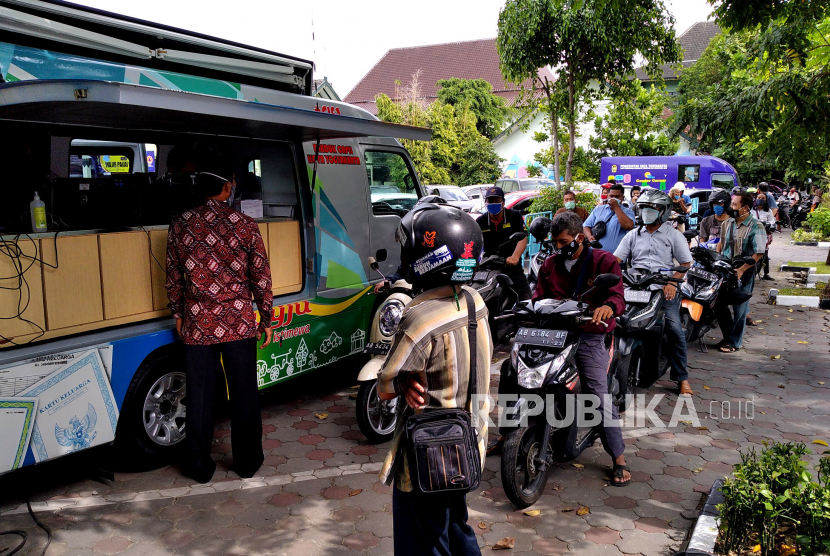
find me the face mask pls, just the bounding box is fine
[553,237,582,259]
[713,204,725,216]
[726,207,740,218]
[487,203,503,216]
[755,199,766,207]
[641,207,660,225]
[564,201,576,210]
[674,195,680,200]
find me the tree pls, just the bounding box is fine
[436,78,510,139]
[497,0,681,183]
[590,79,679,158]
[457,137,505,186]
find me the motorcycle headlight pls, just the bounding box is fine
[680,281,694,297]
[378,299,406,337]
[630,292,660,323]
[697,283,718,301]
[517,344,573,389]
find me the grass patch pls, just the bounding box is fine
[787,261,830,274]
[779,282,826,296]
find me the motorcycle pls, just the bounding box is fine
[527,220,602,294]
[791,197,812,230]
[496,273,621,508]
[777,195,791,228]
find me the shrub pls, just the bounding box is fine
[804,207,830,240]
[792,229,826,242]
[528,187,599,215]
[717,442,830,556]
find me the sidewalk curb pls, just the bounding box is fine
[685,479,723,555]
[790,241,830,247]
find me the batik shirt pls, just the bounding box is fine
[377,285,492,492]
[166,199,273,345]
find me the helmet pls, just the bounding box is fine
[528,216,551,243]
[636,188,672,225]
[397,204,483,289]
[673,181,686,190]
[708,189,732,206]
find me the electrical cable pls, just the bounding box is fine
[0,500,52,556]
[140,225,166,273]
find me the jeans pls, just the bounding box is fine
[184,337,264,478]
[662,295,688,382]
[716,276,755,349]
[392,485,481,556]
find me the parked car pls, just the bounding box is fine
[494,178,556,193]
[428,185,479,212]
[461,184,492,204]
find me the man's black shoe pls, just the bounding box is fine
[183,459,216,484]
[762,275,774,281]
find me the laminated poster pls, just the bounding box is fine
[0,397,38,474]
[20,350,119,463]
[0,345,113,396]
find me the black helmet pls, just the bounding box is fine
[528,216,551,243]
[636,188,672,225]
[397,204,483,289]
[708,189,732,206]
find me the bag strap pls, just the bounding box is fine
[573,247,594,300]
[461,288,478,406]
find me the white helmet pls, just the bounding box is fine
[673,181,686,190]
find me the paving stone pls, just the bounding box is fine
[584,526,621,544]
[92,536,132,554]
[341,531,379,550]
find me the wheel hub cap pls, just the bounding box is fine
[143,372,186,446]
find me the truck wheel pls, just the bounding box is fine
[356,380,397,444]
[116,347,188,467]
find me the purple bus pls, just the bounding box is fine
[600,156,740,193]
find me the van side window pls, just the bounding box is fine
[364,151,419,216]
[678,164,700,183]
[711,174,735,189]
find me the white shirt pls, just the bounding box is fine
[753,208,775,226]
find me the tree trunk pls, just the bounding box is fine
[565,72,575,184]
[552,113,561,186]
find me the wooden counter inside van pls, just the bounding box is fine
[0,219,302,347]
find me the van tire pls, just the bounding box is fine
[116,346,188,468]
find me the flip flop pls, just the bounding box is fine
[719,345,738,353]
[610,465,631,487]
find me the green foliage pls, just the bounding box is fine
[528,186,598,214]
[376,89,490,186]
[590,80,678,158]
[805,208,830,240]
[792,229,828,243]
[717,442,830,556]
[497,0,681,183]
[532,121,600,182]
[674,2,830,182]
[436,78,510,139]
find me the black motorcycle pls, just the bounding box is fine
[496,273,621,508]
[469,232,527,345]
[791,197,813,229]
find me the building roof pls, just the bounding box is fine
[344,38,554,115]
[636,21,720,82]
[313,77,341,101]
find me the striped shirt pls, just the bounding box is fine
[377,285,492,492]
[720,213,767,259]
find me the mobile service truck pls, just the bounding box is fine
[600,155,741,192]
[0,0,428,474]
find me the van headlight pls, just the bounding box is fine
[378,300,406,337]
[517,345,573,389]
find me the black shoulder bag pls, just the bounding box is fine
[591,209,615,240]
[403,288,481,495]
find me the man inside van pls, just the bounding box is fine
[166,145,273,483]
[583,183,635,255]
[474,186,532,300]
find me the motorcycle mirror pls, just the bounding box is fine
[593,273,621,290]
[683,230,699,241]
[367,256,378,270]
[510,232,528,242]
[689,212,699,219]
[496,274,515,288]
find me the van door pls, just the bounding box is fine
[361,148,421,278]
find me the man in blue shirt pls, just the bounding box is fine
[584,183,635,255]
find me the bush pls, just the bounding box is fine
[792,228,827,242]
[717,442,830,556]
[528,187,599,215]
[804,207,830,240]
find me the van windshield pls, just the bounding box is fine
[365,151,419,214]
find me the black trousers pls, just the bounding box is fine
[505,266,532,301]
[393,486,481,556]
[184,337,263,476]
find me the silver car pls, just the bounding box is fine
[428,185,479,212]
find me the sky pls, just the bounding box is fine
[72,0,715,98]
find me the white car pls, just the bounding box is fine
[428,185,479,212]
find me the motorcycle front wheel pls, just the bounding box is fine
[356,380,397,444]
[501,426,550,508]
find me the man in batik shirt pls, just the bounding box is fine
[166,147,273,483]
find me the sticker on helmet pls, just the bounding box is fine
[422,231,436,248]
[412,245,452,276]
[461,241,474,258]
[451,268,474,281]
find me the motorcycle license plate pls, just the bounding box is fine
[688,267,718,282]
[473,271,489,281]
[363,342,391,356]
[515,327,567,348]
[624,289,651,304]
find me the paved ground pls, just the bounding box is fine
[1,233,829,556]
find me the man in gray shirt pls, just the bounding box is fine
[614,189,694,397]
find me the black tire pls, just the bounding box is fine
[356,380,397,444]
[115,346,188,469]
[501,426,550,508]
[614,351,634,413]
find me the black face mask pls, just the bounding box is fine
[726,207,740,218]
[553,238,582,259]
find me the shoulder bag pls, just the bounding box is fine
[591,208,615,240]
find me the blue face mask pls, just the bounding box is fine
[487,203,503,216]
[713,204,725,216]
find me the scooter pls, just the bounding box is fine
[496,273,621,508]
[791,197,812,229]
[355,256,413,443]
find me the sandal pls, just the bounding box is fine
[679,380,694,397]
[611,465,631,487]
[486,436,504,456]
[719,345,738,353]
[713,339,729,349]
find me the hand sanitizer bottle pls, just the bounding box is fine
[30,191,47,232]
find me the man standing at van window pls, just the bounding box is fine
[166,147,273,483]
[584,183,635,254]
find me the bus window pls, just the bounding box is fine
[711,173,735,189]
[678,164,700,183]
